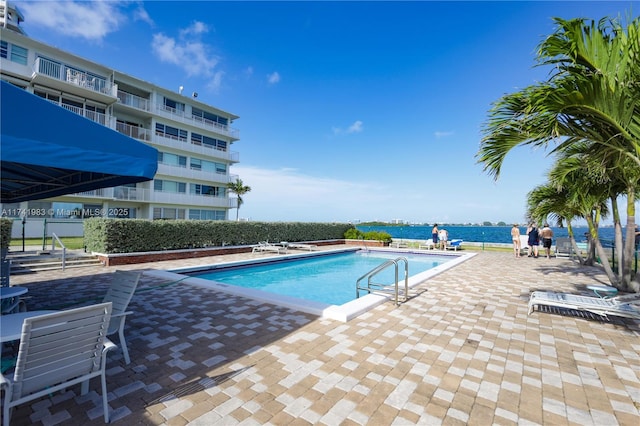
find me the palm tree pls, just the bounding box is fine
[227,178,251,221]
[477,15,640,291]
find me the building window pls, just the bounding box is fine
[11,45,27,65]
[0,41,27,65]
[163,97,185,113]
[192,107,228,126]
[190,158,226,174]
[190,184,224,197]
[155,123,187,142]
[154,179,186,193]
[158,152,187,167]
[191,133,227,151]
[189,209,226,220]
[34,90,60,103]
[153,207,185,219]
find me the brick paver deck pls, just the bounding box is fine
[3,248,640,425]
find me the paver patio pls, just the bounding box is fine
[3,248,640,425]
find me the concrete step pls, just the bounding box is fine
[7,251,103,273]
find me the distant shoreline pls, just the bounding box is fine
[356,225,616,245]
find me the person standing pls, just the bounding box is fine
[528,223,540,258]
[540,223,554,259]
[438,228,448,250]
[511,224,521,258]
[432,224,438,246]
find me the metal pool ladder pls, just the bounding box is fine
[356,257,409,305]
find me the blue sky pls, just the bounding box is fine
[15,1,639,224]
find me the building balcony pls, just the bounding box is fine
[148,133,239,163]
[115,122,152,142]
[67,186,237,209]
[151,191,236,208]
[69,186,148,201]
[116,90,150,112]
[31,57,117,104]
[156,163,238,185]
[154,103,240,141]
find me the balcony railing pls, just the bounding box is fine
[34,57,114,96]
[117,90,150,111]
[48,100,108,126]
[69,186,236,208]
[72,186,148,201]
[150,191,236,208]
[151,133,240,162]
[155,103,240,140]
[156,163,236,184]
[116,122,152,142]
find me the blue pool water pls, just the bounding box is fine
[190,251,454,305]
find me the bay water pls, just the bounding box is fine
[356,225,619,245]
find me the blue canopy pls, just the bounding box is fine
[1,81,158,203]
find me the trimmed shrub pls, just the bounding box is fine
[343,228,392,243]
[0,218,13,249]
[84,218,355,254]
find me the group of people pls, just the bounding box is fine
[431,224,449,250]
[511,222,554,259]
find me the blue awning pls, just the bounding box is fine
[1,81,158,203]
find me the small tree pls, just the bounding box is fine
[227,178,252,221]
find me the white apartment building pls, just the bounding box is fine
[0,1,240,221]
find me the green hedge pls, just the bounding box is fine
[84,218,355,254]
[344,228,392,243]
[0,218,13,249]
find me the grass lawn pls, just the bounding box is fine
[9,237,85,250]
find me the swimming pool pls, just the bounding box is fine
[188,251,452,305]
[147,247,476,322]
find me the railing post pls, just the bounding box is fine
[42,218,47,250]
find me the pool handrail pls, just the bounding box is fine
[356,257,409,305]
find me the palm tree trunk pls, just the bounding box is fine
[623,191,639,292]
[610,196,624,281]
[585,215,619,287]
[567,222,587,265]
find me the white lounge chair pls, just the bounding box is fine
[103,270,140,365]
[528,290,640,320]
[288,242,318,251]
[389,241,409,249]
[252,242,287,254]
[0,303,116,425]
[445,239,463,251]
[419,240,435,250]
[555,237,573,258]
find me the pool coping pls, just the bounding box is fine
[144,247,477,322]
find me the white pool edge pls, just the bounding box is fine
[144,248,476,322]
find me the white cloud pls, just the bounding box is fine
[151,25,220,78]
[434,131,454,138]
[180,21,209,37]
[267,71,281,85]
[133,4,154,26]
[207,70,225,93]
[347,120,364,134]
[19,0,126,41]
[332,120,364,135]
